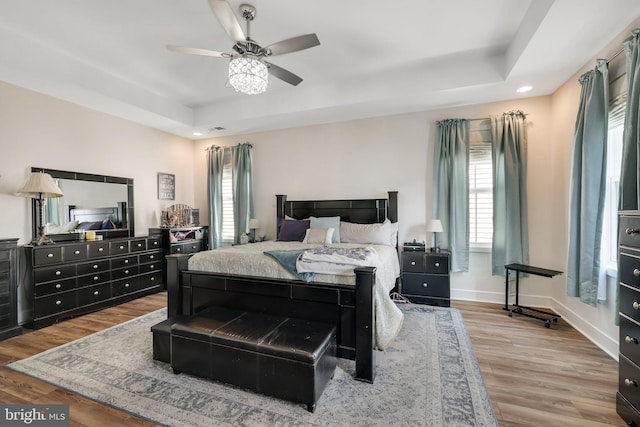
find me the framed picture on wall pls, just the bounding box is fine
[157,173,175,200]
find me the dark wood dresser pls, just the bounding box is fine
[0,238,21,340]
[618,211,640,425]
[23,234,164,329]
[149,227,207,287]
[400,249,450,307]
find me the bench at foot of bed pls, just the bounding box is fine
[168,306,337,412]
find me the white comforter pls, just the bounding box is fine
[187,241,404,350]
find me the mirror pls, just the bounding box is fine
[31,167,134,241]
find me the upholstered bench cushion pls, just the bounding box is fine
[258,317,336,363]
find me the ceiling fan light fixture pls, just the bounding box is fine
[228,55,268,95]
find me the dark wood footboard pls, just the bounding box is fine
[166,254,376,383]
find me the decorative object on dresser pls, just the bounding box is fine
[16,171,64,245]
[617,212,640,425]
[162,204,195,228]
[0,238,21,340]
[401,249,450,306]
[426,218,443,252]
[23,235,164,329]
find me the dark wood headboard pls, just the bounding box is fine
[276,191,398,224]
[68,203,127,228]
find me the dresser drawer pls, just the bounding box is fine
[130,238,147,252]
[35,277,76,296]
[63,244,88,262]
[138,271,163,289]
[34,264,76,284]
[621,253,640,288]
[110,241,130,255]
[620,284,640,324]
[112,265,140,280]
[111,255,137,270]
[621,215,640,247]
[139,261,161,274]
[425,255,449,274]
[88,242,110,258]
[78,283,111,306]
[402,273,449,298]
[77,259,110,276]
[77,271,110,287]
[621,314,640,362]
[619,354,640,411]
[402,253,425,273]
[140,250,162,264]
[147,236,162,250]
[33,247,63,266]
[35,292,77,317]
[182,240,203,254]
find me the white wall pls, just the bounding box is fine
[0,81,195,246]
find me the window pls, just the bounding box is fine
[469,122,493,249]
[221,151,235,244]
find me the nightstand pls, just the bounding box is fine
[401,250,450,307]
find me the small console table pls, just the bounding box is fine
[503,263,563,328]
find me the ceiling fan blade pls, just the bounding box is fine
[265,61,303,86]
[167,45,230,58]
[265,34,320,56]
[209,0,246,43]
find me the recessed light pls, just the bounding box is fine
[517,85,533,93]
[193,132,203,136]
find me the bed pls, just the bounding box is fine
[165,191,400,383]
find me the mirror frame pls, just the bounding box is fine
[31,167,134,240]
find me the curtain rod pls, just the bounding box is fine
[606,47,624,64]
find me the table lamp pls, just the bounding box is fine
[17,171,64,245]
[248,218,260,243]
[426,219,443,252]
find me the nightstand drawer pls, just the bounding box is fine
[402,273,449,298]
[402,253,425,272]
[425,255,448,274]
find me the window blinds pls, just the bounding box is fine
[469,121,493,246]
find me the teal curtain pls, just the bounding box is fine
[433,119,469,272]
[490,111,529,275]
[231,143,254,245]
[206,146,224,249]
[567,60,609,306]
[620,29,640,210]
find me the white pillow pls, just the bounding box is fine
[310,216,341,243]
[340,219,397,246]
[302,227,334,245]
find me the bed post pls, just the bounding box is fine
[354,266,376,383]
[387,191,398,223]
[276,194,287,236]
[166,254,190,318]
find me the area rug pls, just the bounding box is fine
[7,305,497,427]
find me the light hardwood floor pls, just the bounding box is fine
[0,293,625,426]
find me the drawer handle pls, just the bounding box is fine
[137,243,142,247]
[55,300,61,305]
[153,241,158,246]
[93,290,99,296]
[410,261,416,266]
[99,247,104,252]
[47,253,54,258]
[192,245,197,249]
[150,255,154,259]
[423,283,428,288]
[124,259,129,264]
[434,262,440,267]
[55,284,61,289]
[625,378,638,387]
[150,264,154,268]
[125,283,130,288]
[626,228,640,235]
[55,271,61,276]
[150,277,155,281]
[634,302,640,310]
[176,248,182,252]
[625,335,639,345]
[93,276,99,281]
[124,270,129,274]
[119,245,125,250]
[93,264,99,269]
[74,250,80,255]
[635,269,640,278]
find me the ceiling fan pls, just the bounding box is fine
[167,0,320,94]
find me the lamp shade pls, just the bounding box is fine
[426,219,443,233]
[16,172,64,198]
[248,218,260,229]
